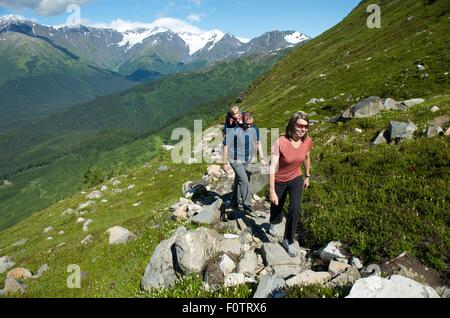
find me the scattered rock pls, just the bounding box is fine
[351,257,364,270]
[424,124,444,138]
[238,250,259,276]
[111,179,121,186]
[172,205,189,221]
[272,265,304,279]
[133,202,141,207]
[174,227,221,274]
[106,226,135,245]
[388,121,418,141]
[430,106,440,113]
[319,241,348,264]
[81,234,94,245]
[86,190,102,200]
[58,231,64,235]
[100,185,108,192]
[402,98,425,108]
[431,114,450,127]
[47,237,53,241]
[0,256,15,274]
[7,267,33,280]
[445,127,450,136]
[286,270,331,287]
[219,254,236,276]
[224,273,246,287]
[12,239,28,247]
[328,260,351,277]
[191,198,223,225]
[83,219,93,232]
[261,242,308,267]
[76,217,85,224]
[381,252,444,289]
[61,208,74,216]
[141,227,188,290]
[219,237,246,255]
[158,166,169,172]
[3,278,27,294]
[253,275,286,298]
[78,201,95,210]
[207,165,223,178]
[127,184,135,190]
[346,275,440,298]
[329,266,361,287]
[372,130,388,145]
[43,226,54,233]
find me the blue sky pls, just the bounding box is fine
[0,0,361,38]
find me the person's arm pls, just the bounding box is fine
[303,150,311,189]
[269,153,280,205]
[222,144,231,173]
[256,141,266,166]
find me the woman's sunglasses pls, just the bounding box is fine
[296,123,309,129]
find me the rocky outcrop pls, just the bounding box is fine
[141,227,188,290]
[0,256,15,274]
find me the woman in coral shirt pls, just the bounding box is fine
[268,111,313,257]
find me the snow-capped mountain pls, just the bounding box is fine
[0,15,310,76]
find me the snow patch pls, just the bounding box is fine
[284,31,309,44]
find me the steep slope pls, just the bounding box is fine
[0,31,135,126]
[241,0,449,126]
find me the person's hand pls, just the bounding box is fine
[304,177,310,189]
[270,190,279,206]
[260,158,267,167]
[223,163,232,174]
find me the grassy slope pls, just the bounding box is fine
[239,0,449,272]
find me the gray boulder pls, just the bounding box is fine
[12,239,28,247]
[329,266,361,287]
[388,121,418,141]
[191,198,223,225]
[81,234,94,245]
[372,130,388,145]
[158,166,169,172]
[261,242,307,266]
[86,190,102,200]
[346,275,440,298]
[402,98,425,108]
[0,256,15,274]
[286,270,331,287]
[272,265,305,279]
[174,227,221,274]
[424,124,444,138]
[253,275,286,298]
[319,241,348,263]
[341,96,384,119]
[141,227,188,290]
[238,250,259,275]
[3,278,27,295]
[219,237,246,255]
[106,226,135,245]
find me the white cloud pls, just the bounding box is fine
[0,0,91,16]
[189,0,203,5]
[186,13,204,23]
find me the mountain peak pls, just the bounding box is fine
[0,14,29,25]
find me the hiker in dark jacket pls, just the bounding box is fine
[222,112,266,213]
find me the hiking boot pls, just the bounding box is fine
[268,223,277,237]
[281,239,298,258]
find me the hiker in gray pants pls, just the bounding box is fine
[222,112,266,212]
